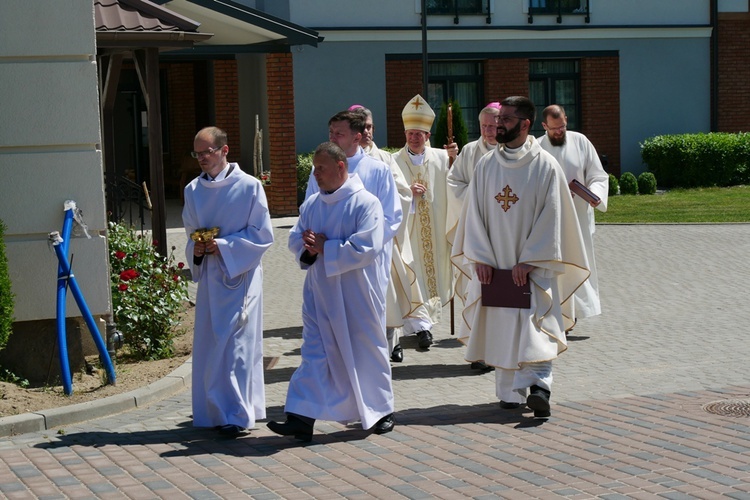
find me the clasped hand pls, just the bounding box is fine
[194,239,219,257]
[476,263,535,286]
[303,229,327,255]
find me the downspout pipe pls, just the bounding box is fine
[421,0,428,98]
[710,0,719,132]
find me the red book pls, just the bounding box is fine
[481,269,531,309]
[569,179,601,205]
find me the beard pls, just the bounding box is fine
[495,120,522,145]
[548,131,567,147]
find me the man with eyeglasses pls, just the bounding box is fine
[447,102,502,243]
[182,126,274,438]
[538,104,609,324]
[451,96,589,418]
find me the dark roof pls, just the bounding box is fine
[153,0,322,50]
[95,0,213,48]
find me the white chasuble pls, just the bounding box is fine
[394,147,454,324]
[182,163,274,428]
[451,138,590,370]
[287,174,394,429]
[446,138,494,243]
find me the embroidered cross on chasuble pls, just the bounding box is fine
[495,185,519,212]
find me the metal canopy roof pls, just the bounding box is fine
[95,0,213,49]
[153,0,322,52]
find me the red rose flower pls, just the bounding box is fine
[115,251,126,260]
[118,284,128,291]
[172,275,179,282]
[119,269,139,281]
[177,262,185,269]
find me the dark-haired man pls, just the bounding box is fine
[451,97,589,418]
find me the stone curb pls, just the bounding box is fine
[0,359,192,438]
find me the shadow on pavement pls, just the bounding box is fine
[33,402,545,457]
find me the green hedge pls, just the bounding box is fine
[641,133,750,188]
[0,220,14,350]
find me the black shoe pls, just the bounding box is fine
[391,344,403,362]
[499,401,522,410]
[217,424,246,438]
[373,413,395,435]
[267,415,314,442]
[470,361,495,373]
[416,330,433,349]
[527,385,551,418]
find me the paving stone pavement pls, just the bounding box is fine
[2,219,750,499]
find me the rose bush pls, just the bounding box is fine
[108,221,188,360]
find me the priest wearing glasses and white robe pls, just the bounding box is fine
[182,126,274,438]
[451,97,589,419]
[268,142,395,442]
[538,104,609,322]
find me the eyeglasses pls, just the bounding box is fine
[190,147,220,159]
[545,124,567,133]
[496,115,525,126]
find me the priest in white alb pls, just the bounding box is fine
[451,97,589,418]
[182,126,274,438]
[348,104,416,363]
[267,142,395,442]
[538,104,609,322]
[446,101,502,246]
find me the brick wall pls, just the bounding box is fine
[717,16,750,133]
[385,60,425,148]
[484,58,530,102]
[213,60,241,163]
[580,56,620,176]
[167,63,197,198]
[265,52,299,215]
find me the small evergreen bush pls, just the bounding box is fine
[608,174,620,196]
[638,172,658,195]
[297,151,314,204]
[619,172,638,195]
[108,221,188,360]
[0,219,14,351]
[433,99,469,150]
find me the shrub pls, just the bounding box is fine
[619,172,638,195]
[0,219,14,351]
[608,174,620,197]
[638,172,657,195]
[641,132,750,188]
[433,99,469,150]
[297,151,314,204]
[108,221,188,360]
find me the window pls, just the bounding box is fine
[528,60,580,137]
[529,0,587,14]
[426,0,486,15]
[427,61,483,138]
